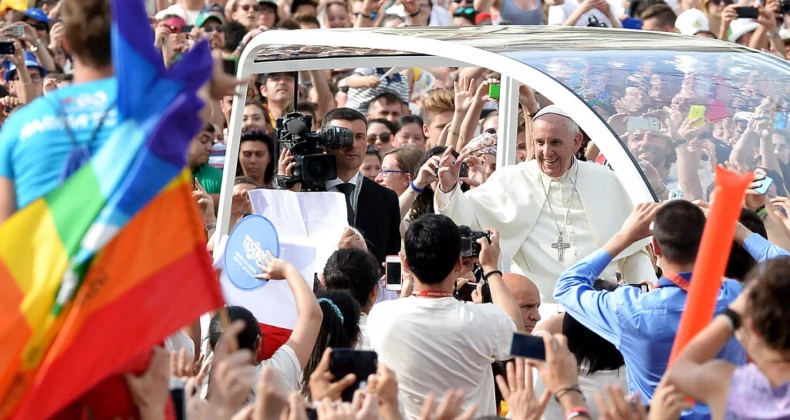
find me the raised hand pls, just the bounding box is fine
[617,202,661,244]
[437,146,462,193]
[254,251,298,281]
[170,348,205,378]
[454,76,477,113]
[210,320,256,415]
[124,346,171,420]
[309,348,357,401]
[495,358,551,420]
[418,390,477,420]
[594,384,647,420]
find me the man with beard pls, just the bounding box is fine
[196,9,226,53]
[435,106,655,317]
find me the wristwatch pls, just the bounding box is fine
[720,307,742,332]
[672,138,687,149]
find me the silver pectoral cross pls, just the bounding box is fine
[552,236,571,262]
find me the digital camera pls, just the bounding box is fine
[459,225,492,258]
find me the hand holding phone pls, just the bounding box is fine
[385,256,401,291]
[735,6,759,18]
[329,349,378,402]
[754,175,774,195]
[488,83,501,101]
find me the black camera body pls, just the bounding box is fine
[275,112,354,191]
[459,225,492,258]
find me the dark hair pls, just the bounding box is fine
[370,91,401,106]
[295,101,319,122]
[293,13,321,27]
[409,147,457,221]
[563,280,625,374]
[301,290,361,399]
[628,0,665,17]
[62,0,111,68]
[405,214,461,284]
[397,115,424,133]
[234,176,260,187]
[653,200,705,265]
[747,256,790,350]
[224,21,248,52]
[323,248,380,310]
[237,128,276,186]
[368,118,396,134]
[640,4,677,27]
[322,107,368,130]
[291,0,319,14]
[276,18,301,30]
[726,209,766,281]
[208,306,261,353]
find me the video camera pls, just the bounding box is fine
[275,112,354,191]
[458,225,492,258]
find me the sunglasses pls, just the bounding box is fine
[202,25,225,33]
[368,132,392,143]
[710,0,734,5]
[453,7,475,16]
[240,4,262,12]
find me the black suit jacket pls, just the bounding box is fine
[354,177,401,265]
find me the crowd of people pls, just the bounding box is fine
[2,0,790,419]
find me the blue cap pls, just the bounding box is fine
[24,8,53,23]
[4,51,47,82]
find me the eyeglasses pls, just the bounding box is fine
[710,0,734,5]
[453,7,475,16]
[240,4,262,12]
[202,25,225,33]
[367,132,391,143]
[379,169,407,177]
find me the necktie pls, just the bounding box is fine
[336,183,355,226]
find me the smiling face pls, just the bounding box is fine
[327,118,368,175]
[375,153,410,196]
[627,131,672,169]
[200,21,226,50]
[533,115,582,178]
[325,3,351,28]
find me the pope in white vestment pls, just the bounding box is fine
[434,106,655,312]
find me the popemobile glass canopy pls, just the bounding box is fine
[217,25,790,236]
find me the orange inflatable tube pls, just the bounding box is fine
[668,166,752,367]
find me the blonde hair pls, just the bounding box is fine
[420,90,455,126]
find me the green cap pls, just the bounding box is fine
[195,11,226,28]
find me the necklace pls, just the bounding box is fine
[539,160,579,262]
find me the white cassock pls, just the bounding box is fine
[435,159,654,313]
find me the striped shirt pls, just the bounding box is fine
[345,68,410,114]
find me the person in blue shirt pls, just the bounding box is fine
[0,0,115,223]
[554,200,790,420]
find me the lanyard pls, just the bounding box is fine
[412,290,454,298]
[662,272,690,292]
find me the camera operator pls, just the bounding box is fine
[277,107,400,265]
[367,214,523,418]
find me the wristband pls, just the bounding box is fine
[555,386,583,403]
[482,270,502,281]
[722,307,742,331]
[565,407,591,420]
[205,222,216,231]
[410,180,425,194]
[757,205,767,220]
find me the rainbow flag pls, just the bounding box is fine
[0,0,224,417]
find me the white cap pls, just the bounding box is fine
[534,105,571,120]
[780,28,790,40]
[728,19,760,43]
[675,8,710,36]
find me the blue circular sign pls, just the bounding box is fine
[224,215,280,291]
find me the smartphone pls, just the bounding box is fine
[6,24,23,38]
[735,6,759,18]
[754,176,774,195]
[488,83,501,100]
[456,282,477,302]
[629,283,649,293]
[459,162,469,178]
[669,188,684,200]
[626,116,660,132]
[0,42,15,55]
[329,349,378,402]
[688,105,707,128]
[385,255,401,291]
[181,24,194,33]
[775,112,788,130]
[222,58,237,76]
[509,332,546,361]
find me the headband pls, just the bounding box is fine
[317,298,344,323]
[461,132,497,157]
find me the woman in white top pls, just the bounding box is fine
[532,280,628,420]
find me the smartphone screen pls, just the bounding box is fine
[688,105,706,128]
[735,6,759,18]
[385,256,401,291]
[629,283,649,293]
[775,112,788,130]
[754,176,774,195]
[0,42,15,55]
[329,349,378,402]
[509,332,546,360]
[459,162,469,178]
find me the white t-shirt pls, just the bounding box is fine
[547,0,623,27]
[199,344,302,399]
[367,297,516,418]
[357,313,372,350]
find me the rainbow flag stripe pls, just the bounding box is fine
[0,0,224,417]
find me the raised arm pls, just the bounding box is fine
[479,230,525,331]
[255,253,323,369]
